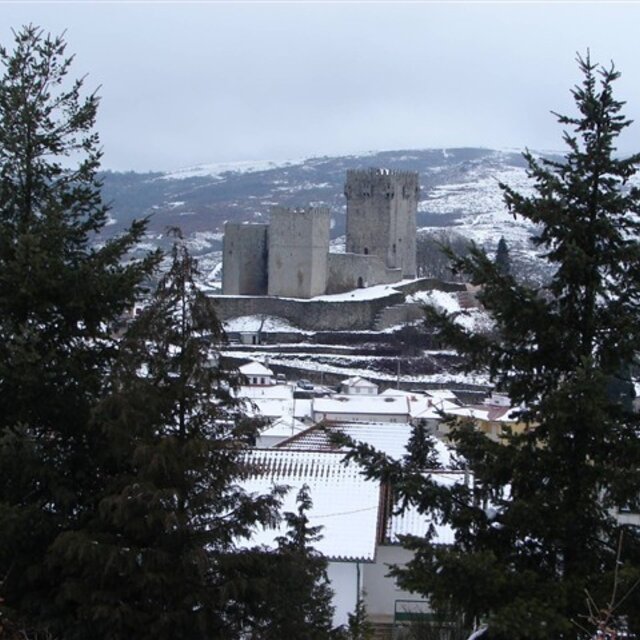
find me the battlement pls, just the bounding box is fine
[270,205,331,219]
[346,167,419,180]
[344,168,419,200]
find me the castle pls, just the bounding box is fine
[222,168,420,299]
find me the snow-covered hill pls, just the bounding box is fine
[100,147,562,288]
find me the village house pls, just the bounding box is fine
[243,439,462,635]
[340,376,379,396]
[312,394,411,424]
[442,392,524,441]
[238,360,276,386]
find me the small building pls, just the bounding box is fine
[256,416,308,448]
[443,402,523,441]
[238,361,275,386]
[340,376,379,396]
[242,441,462,631]
[312,394,410,424]
[242,449,381,627]
[237,382,313,444]
[379,389,458,430]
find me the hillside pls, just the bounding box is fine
[100,147,558,288]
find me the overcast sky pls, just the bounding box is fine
[2,2,640,172]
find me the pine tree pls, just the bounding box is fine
[494,236,510,275]
[46,234,282,639]
[345,55,640,639]
[0,26,157,635]
[344,595,374,640]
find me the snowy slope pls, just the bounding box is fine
[99,147,564,286]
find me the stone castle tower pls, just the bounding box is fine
[344,168,419,278]
[267,206,331,298]
[222,222,268,295]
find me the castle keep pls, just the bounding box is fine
[222,169,419,299]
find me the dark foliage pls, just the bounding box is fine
[222,485,339,639]
[419,54,640,638]
[0,27,304,640]
[345,54,640,639]
[0,25,158,636]
[494,237,510,275]
[45,234,283,639]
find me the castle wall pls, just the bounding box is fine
[211,291,405,331]
[268,207,330,299]
[344,169,419,278]
[212,280,466,332]
[222,223,268,295]
[326,253,402,294]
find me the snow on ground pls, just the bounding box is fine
[420,151,543,265]
[223,315,312,334]
[222,349,490,387]
[408,289,460,314]
[216,279,419,303]
[329,235,346,253]
[312,279,418,302]
[274,181,331,193]
[408,289,494,333]
[185,231,224,252]
[161,157,306,181]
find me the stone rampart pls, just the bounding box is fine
[211,279,466,332]
[210,291,404,331]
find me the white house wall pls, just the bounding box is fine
[363,545,424,623]
[314,411,408,424]
[327,561,360,628]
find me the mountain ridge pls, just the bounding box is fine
[99,147,560,288]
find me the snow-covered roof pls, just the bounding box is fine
[341,376,378,388]
[243,397,313,421]
[278,422,453,467]
[239,361,274,377]
[379,388,460,415]
[445,406,491,421]
[313,395,410,417]
[387,472,467,545]
[425,389,460,401]
[242,449,381,561]
[259,416,308,439]
[446,404,519,423]
[239,384,292,400]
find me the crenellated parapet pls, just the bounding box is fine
[344,168,420,201]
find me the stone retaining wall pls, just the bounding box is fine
[210,279,467,331]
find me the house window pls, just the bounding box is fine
[357,276,364,288]
[364,247,369,255]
